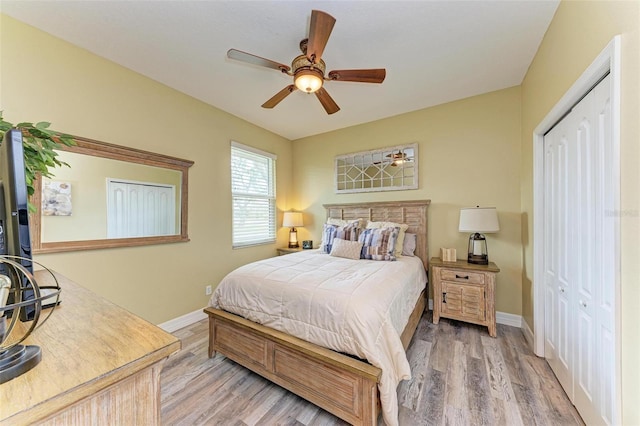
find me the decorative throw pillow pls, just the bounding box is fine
[320,224,337,253]
[329,238,363,260]
[402,232,417,257]
[320,222,359,253]
[358,227,399,261]
[366,221,409,257]
[320,217,363,253]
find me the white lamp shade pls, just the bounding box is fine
[283,212,303,228]
[458,207,499,233]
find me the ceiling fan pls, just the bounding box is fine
[227,10,386,115]
[387,151,411,166]
[372,150,412,167]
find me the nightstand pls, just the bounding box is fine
[277,247,303,256]
[430,257,500,337]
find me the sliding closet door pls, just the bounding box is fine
[574,74,615,426]
[543,74,615,425]
[107,180,176,238]
[543,113,573,398]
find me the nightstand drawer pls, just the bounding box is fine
[440,269,485,284]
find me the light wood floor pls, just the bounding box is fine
[160,312,584,425]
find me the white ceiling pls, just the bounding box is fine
[1,1,559,140]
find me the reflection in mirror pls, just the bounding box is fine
[30,136,194,254]
[335,143,418,193]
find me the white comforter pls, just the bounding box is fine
[208,249,427,425]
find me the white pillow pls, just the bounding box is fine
[402,233,417,256]
[329,238,363,260]
[366,221,409,257]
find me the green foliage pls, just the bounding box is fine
[0,112,75,212]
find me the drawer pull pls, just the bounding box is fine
[455,274,469,280]
[442,292,447,304]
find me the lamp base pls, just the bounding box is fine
[467,232,489,265]
[288,227,299,248]
[0,344,42,384]
[467,254,489,265]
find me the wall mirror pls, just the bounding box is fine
[30,135,194,253]
[335,143,418,193]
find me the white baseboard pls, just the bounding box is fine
[158,308,207,333]
[496,311,523,328]
[161,302,527,334]
[428,298,523,328]
[522,318,535,350]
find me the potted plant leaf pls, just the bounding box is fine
[0,112,75,212]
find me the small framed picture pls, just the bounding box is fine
[302,240,313,249]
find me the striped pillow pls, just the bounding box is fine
[358,227,399,261]
[366,221,409,257]
[320,222,359,253]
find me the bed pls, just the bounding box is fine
[204,200,430,425]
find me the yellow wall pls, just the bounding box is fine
[292,87,523,315]
[0,15,294,324]
[520,1,640,423]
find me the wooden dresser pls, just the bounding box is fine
[0,271,180,425]
[430,257,500,337]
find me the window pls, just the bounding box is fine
[231,141,277,248]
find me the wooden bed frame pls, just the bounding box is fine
[204,200,430,425]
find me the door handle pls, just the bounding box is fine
[442,292,447,304]
[579,300,587,308]
[455,274,469,280]
[559,287,565,293]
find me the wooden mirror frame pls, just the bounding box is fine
[29,135,194,254]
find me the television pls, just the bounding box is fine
[0,128,35,321]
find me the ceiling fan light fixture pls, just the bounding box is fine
[294,69,324,93]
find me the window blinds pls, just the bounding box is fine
[231,142,276,248]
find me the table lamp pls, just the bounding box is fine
[283,211,303,248]
[458,207,499,265]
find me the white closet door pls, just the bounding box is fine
[107,180,175,238]
[126,183,145,237]
[107,181,145,238]
[543,74,614,425]
[543,115,573,398]
[573,73,615,426]
[142,184,175,236]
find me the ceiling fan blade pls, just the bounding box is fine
[227,49,291,72]
[327,69,386,83]
[306,10,336,64]
[315,87,340,114]
[262,85,296,109]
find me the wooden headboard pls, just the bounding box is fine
[323,200,431,269]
